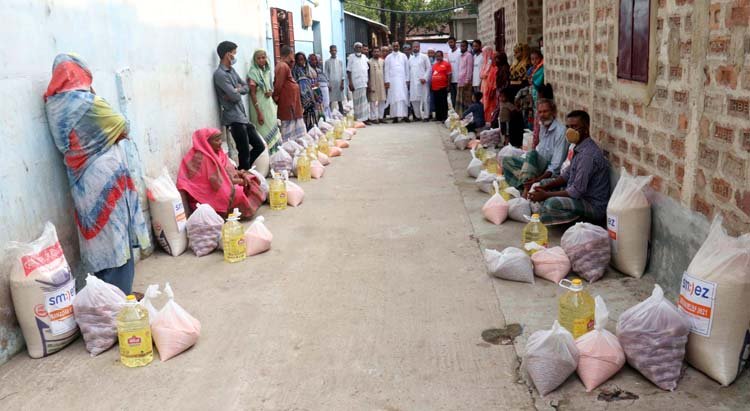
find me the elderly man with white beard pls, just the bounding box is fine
[408,42,431,122]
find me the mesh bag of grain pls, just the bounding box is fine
[186,203,223,257]
[484,247,534,283]
[6,223,79,358]
[73,274,127,356]
[680,216,750,386]
[561,223,611,283]
[606,168,652,277]
[616,284,691,391]
[576,296,625,391]
[522,320,580,396]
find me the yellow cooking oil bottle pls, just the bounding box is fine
[269,171,287,210]
[483,154,499,175]
[334,121,344,140]
[498,176,512,201]
[222,208,246,263]
[318,133,331,156]
[117,295,153,367]
[475,145,487,162]
[558,278,595,338]
[522,213,548,254]
[296,150,311,182]
[346,112,355,127]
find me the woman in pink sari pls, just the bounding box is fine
[177,128,264,218]
[479,47,497,122]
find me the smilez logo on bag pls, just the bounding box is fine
[678,272,716,337]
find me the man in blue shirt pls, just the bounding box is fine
[528,110,611,225]
[461,92,485,132]
[502,99,568,189]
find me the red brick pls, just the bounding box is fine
[710,4,722,30]
[630,144,642,160]
[634,103,644,117]
[722,153,746,180]
[693,194,714,219]
[736,190,750,217]
[743,129,750,150]
[728,6,750,27]
[696,169,707,187]
[709,37,731,54]
[729,98,750,117]
[716,65,738,89]
[670,137,686,157]
[638,127,649,142]
[673,91,689,104]
[614,118,623,130]
[700,116,710,137]
[651,175,663,192]
[670,15,681,27]
[712,178,733,201]
[623,159,635,174]
[658,154,673,173]
[678,113,689,131]
[626,123,636,134]
[655,88,668,100]
[619,138,629,152]
[676,164,685,185]
[670,66,683,80]
[714,125,735,143]
[699,144,719,169]
[611,153,622,166]
[620,101,630,112]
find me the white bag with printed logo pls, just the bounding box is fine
[6,223,79,358]
[681,217,750,386]
[145,167,188,256]
[606,168,652,277]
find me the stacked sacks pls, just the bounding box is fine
[681,217,750,386]
[561,223,610,282]
[607,169,653,277]
[522,321,580,396]
[617,284,691,391]
[186,203,223,257]
[484,247,534,283]
[576,296,626,392]
[531,247,571,284]
[73,274,127,356]
[482,181,509,225]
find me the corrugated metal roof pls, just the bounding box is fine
[343,11,389,32]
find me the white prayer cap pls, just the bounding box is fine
[353,42,363,47]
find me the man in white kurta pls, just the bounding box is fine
[384,42,410,123]
[347,42,371,123]
[408,42,431,121]
[325,45,345,113]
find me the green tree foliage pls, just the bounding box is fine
[344,0,459,44]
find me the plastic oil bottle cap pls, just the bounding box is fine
[531,213,540,219]
[572,278,582,286]
[126,295,136,301]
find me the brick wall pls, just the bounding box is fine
[526,0,544,45]
[477,0,519,56]
[545,0,750,234]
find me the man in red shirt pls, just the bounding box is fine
[431,50,452,121]
[272,45,306,144]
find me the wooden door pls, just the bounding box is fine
[271,8,295,64]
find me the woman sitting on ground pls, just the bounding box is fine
[177,128,264,219]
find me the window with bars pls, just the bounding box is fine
[617,0,650,82]
[271,8,295,64]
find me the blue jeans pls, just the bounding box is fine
[97,257,135,295]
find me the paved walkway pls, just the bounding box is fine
[0,123,533,410]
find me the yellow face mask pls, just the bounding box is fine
[565,128,581,145]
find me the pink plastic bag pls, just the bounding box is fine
[335,140,350,148]
[285,180,305,207]
[576,296,625,392]
[328,146,342,157]
[310,160,325,179]
[318,151,331,166]
[531,246,571,283]
[151,283,201,362]
[354,122,366,128]
[482,181,509,225]
[244,216,273,256]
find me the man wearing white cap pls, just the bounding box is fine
[347,42,371,123]
[408,42,431,121]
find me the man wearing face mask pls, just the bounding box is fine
[502,99,568,190]
[213,41,267,170]
[528,110,611,225]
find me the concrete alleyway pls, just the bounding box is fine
[0,123,533,410]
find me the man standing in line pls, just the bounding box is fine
[347,42,371,124]
[455,40,474,113]
[447,36,461,108]
[408,42,431,122]
[272,45,306,143]
[471,39,483,93]
[367,46,387,124]
[325,45,345,113]
[427,48,436,120]
[402,43,414,121]
[384,41,410,123]
[213,40,266,170]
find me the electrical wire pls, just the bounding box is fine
[342,1,472,15]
